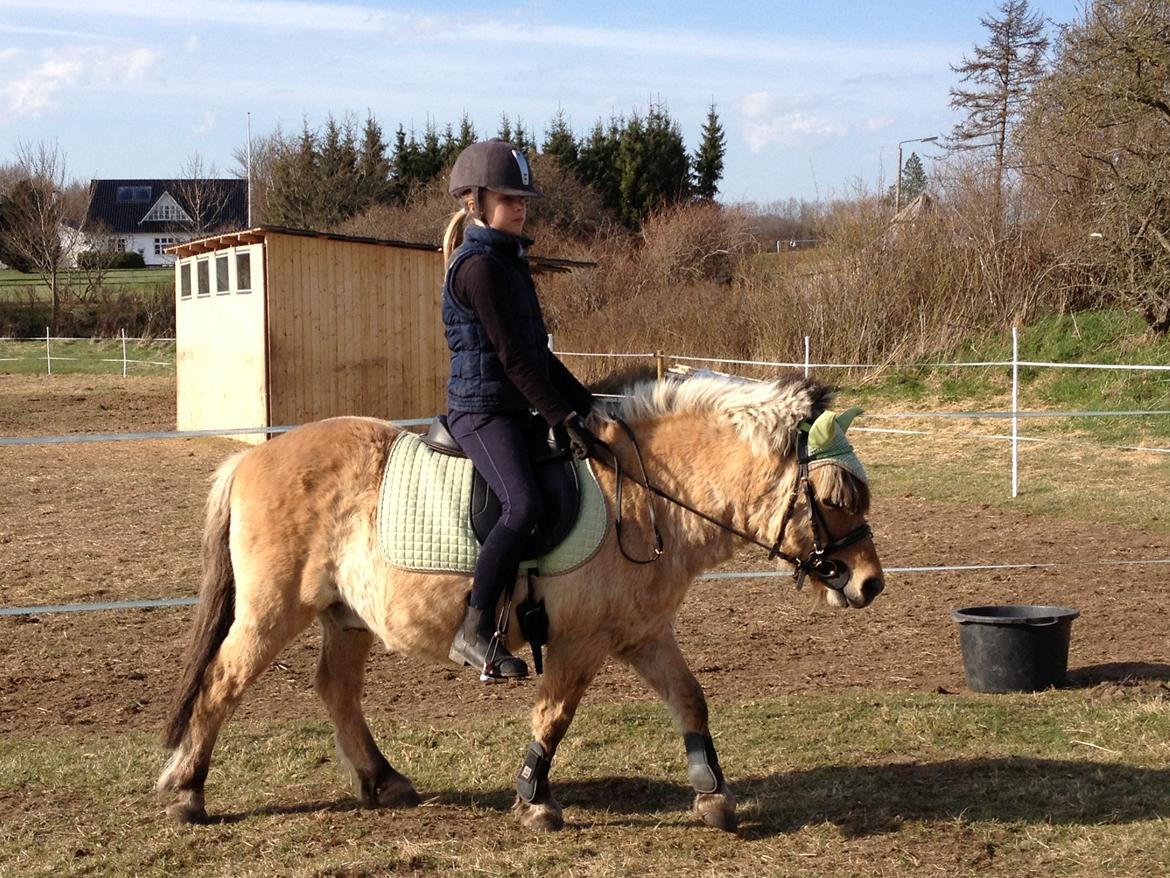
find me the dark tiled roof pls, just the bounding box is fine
[83,178,248,234]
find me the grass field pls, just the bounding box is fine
[0,267,173,300]
[0,337,175,375]
[2,692,1168,877]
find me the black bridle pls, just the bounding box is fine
[592,419,873,592]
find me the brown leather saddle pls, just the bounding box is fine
[421,415,582,559]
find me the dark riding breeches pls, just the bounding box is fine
[447,409,544,611]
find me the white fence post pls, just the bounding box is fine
[121,328,128,377]
[1011,325,1019,498]
[803,335,811,377]
[45,327,51,376]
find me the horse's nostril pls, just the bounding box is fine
[861,576,884,601]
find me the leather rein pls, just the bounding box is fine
[591,418,872,592]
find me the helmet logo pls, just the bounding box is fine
[512,149,531,186]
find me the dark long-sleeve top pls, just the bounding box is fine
[452,253,593,426]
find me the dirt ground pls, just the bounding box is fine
[2,374,1169,742]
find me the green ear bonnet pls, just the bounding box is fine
[803,406,867,484]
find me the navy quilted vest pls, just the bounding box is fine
[442,224,551,413]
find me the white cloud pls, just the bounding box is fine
[184,34,199,52]
[0,47,21,61]
[739,91,847,152]
[864,116,895,132]
[0,0,961,69]
[1,45,159,115]
[195,110,215,133]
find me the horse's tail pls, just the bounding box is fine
[163,450,247,750]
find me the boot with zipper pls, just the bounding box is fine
[449,603,529,679]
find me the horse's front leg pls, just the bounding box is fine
[619,630,737,832]
[512,636,607,832]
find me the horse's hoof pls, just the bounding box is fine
[512,795,564,831]
[364,774,421,809]
[165,791,208,825]
[695,788,737,833]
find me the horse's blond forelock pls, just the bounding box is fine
[595,374,829,459]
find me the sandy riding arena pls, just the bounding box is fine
[2,374,1169,877]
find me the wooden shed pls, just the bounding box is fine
[171,226,447,441]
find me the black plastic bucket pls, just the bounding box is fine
[951,605,1080,693]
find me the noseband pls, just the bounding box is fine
[593,420,872,592]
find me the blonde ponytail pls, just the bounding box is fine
[442,191,488,266]
[442,208,468,266]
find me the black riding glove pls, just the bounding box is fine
[561,413,596,461]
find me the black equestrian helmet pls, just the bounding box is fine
[449,139,543,199]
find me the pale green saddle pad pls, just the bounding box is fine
[377,431,609,575]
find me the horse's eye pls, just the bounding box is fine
[821,501,843,510]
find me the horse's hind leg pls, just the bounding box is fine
[618,630,737,832]
[315,611,420,809]
[159,604,315,823]
[512,637,607,832]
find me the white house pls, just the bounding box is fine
[82,179,248,266]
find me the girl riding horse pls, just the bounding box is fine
[440,138,596,680]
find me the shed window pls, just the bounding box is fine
[196,259,210,297]
[215,255,230,295]
[236,252,252,293]
[180,261,192,299]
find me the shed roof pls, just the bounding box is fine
[169,226,597,274]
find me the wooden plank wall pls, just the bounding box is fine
[264,232,447,426]
[175,243,268,442]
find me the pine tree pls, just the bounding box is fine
[264,120,320,227]
[949,0,1049,207]
[418,121,445,183]
[455,113,476,153]
[390,125,421,202]
[617,102,690,226]
[316,114,359,227]
[899,152,928,203]
[692,101,726,201]
[497,113,513,144]
[577,117,623,213]
[542,109,579,171]
[357,112,392,206]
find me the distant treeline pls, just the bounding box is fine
[254,102,726,233]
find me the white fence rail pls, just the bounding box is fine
[558,326,1170,500]
[0,329,176,375]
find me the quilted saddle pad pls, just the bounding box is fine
[377,431,609,575]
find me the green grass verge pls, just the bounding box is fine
[2,692,1168,876]
[0,338,175,375]
[0,268,173,300]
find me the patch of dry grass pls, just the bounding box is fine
[3,692,1169,877]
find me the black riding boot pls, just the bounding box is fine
[449,603,529,680]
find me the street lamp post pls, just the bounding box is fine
[896,135,938,213]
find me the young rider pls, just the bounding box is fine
[441,138,596,680]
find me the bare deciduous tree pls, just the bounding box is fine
[949,0,1050,213]
[1017,0,1170,330]
[175,153,233,237]
[4,140,83,330]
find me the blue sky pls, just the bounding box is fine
[1,0,1086,203]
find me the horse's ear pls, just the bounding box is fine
[835,406,863,433]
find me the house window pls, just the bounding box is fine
[154,237,177,255]
[143,197,191,223]
[180,261,192,299]
[111,237,128,252]
[236,251,252,293]
[197,259,210,297]
[116,185,152,202]
[215,255,230,295]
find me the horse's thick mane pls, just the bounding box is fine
[595,373,833,459]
